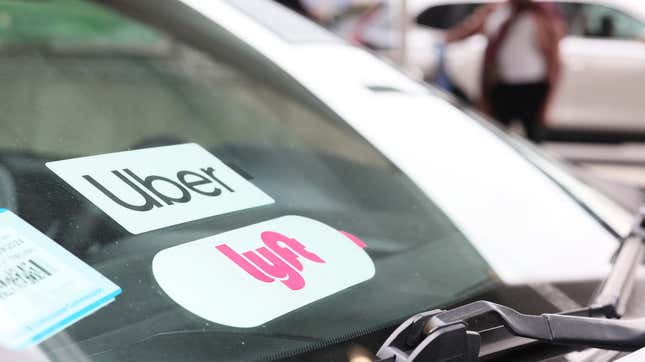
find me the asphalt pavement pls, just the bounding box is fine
[545,143,645,188]
[543,142,645,210]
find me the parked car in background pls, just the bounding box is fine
[350,0,645,140]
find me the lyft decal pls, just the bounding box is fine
[46,144,274,234]
[216,231,326,290]
[152,216,375,328]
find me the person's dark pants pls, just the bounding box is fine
[489,82,550,143]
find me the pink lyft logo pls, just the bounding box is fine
[216,231,325,291]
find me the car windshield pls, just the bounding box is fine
[0,0,496,361]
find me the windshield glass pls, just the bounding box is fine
[0,0,167,52]
[0,0,494,361]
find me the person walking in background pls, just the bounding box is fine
[445,0,564,143]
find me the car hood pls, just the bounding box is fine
[337,88,627,285]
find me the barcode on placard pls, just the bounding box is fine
[0,259,55,300]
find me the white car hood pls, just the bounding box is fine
[349,91,622,285]
[183,0,632,285]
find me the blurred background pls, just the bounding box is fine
[276,0,645,207]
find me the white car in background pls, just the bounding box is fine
[351,0,645,140]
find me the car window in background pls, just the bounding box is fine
[581,4,645,39]
[559,2,645,39]
[415,3,481,30]
[415,1,645,41]
[0,0,493,361]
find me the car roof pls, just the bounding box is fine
[405,0,645,22]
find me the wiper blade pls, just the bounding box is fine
[376,301,645,362]
[589,212,645,318]
[375,210,645,362]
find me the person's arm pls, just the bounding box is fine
[445,4,496,43]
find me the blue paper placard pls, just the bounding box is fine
[0,210,121,349]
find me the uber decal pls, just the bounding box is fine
[46,143,274,234]
[152,216,375,328]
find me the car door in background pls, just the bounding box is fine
[551,2,645,133]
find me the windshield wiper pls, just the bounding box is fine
[375,210,645,362]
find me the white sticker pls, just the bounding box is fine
[152,215,375,328]
[0,209,121,349]
[46,143,274,234]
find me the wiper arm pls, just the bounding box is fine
[375,210,645,362]
[589,212,645,318]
